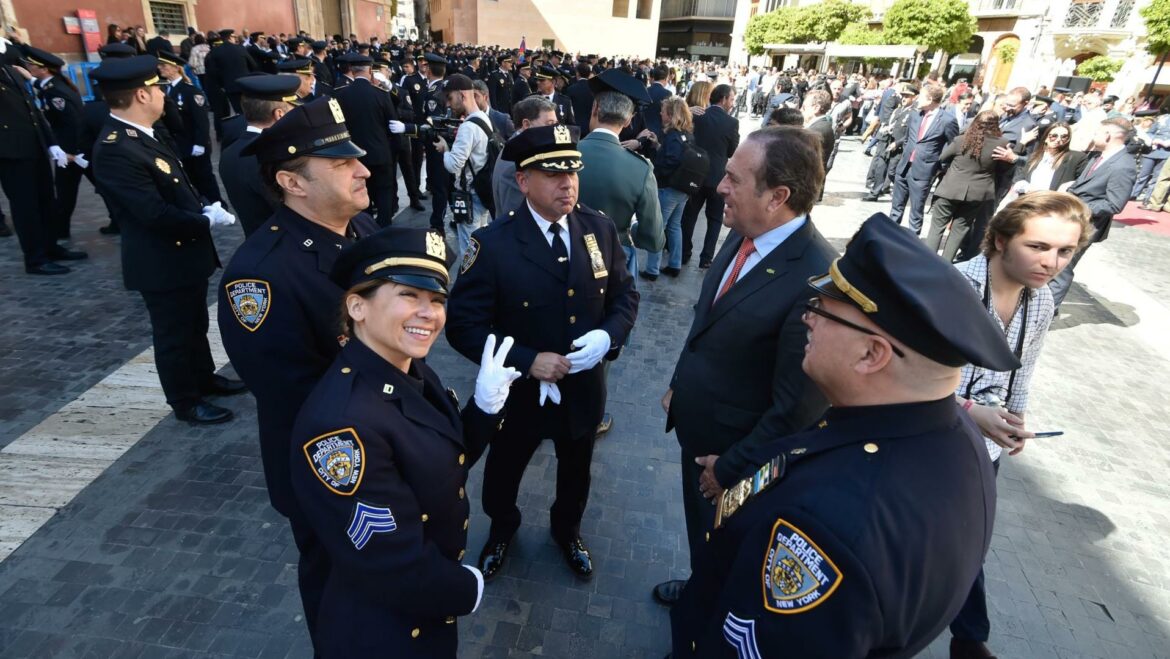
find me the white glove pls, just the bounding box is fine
[48,146,69,168]
[73,154,89,169]
[388,120,406,134]
[539,381,562,406]
[373,71,390,87]
[473,335,520,415]
[566,330,612,374]
[191,145,206,157]
[202,202,236,227]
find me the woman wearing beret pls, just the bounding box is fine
[290,226,519,658]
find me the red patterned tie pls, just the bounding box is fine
[714,238,756,304]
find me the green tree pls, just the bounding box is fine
[884,0,976,54]
[837,22,887,46]
[1141,0,1170,56]
[744,7,804,55]
[742,0,872,54]
[1076,55,1124,82]
[805,0,872,43]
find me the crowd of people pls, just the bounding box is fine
[0,23,1148,659]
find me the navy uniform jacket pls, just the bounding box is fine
[548,90,576,128]
[511,74,532,108]
[93,120,219,292]
[446,203,638,439]
[37,76,85,154]
[671,398,996,658]
[160,80,211,157]
[290,338,501,658]
[204,42,259,94]
[642,82,673,140]
[0,64,57,159]
[563,78,595,135]
[218,129,279,236]
[488,69,514,116]
[218,206,378,516]
[401,72,427,118]
[897,109,960,180]
[335,78,403,167]
[311,55,334,88]
[219,114,247,149]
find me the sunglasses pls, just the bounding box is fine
[802,297,906,358]
[1047,133,1070,140]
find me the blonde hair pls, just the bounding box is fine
[686,81,713,109]
[661,96,693,134]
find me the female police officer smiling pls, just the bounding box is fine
[289,226,519,658]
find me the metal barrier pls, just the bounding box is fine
[65,61,101,101]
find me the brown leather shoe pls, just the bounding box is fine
[949,638,997,659]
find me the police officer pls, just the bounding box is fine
[418,53,451,233]
[91,55,245,424]
[83,43,138,236]
[277,57,328,102]
[532,64,575,127]
[218,75,300,236]
[512,61,533,107]
[446,125,639,581]
[157,51,224,205]
[310,40,335,89]
[218,96,378,651]
[400,58,427,189]
[488,54,515,117]
[204,28,260,115]
[670,215,1021,658]
[290,227,519,658]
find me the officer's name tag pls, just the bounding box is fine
[584,233,607,279]
[714,455,784,529]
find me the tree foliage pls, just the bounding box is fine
[1076,56,1124,82]
[807,0,872,43]
[1141,0,1170,57]
[884,0,976,54]
[837,22,888,46]
[742,0,872,55]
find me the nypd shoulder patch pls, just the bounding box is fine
[51,97,66,111]
[761,518,842,614]
[722,612,762,659]
[461,236,480,274]
[347,501,397,550]
[224,279,272,332]
[194,93,205,107]
[303,428,366,496]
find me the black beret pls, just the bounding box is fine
[156,51,187,67]
[502,124,583,172]
[808,214,1021,371]
[237,74,302,101]
[90,55,162,91]
[444,73,474,92]
[276,57,315,75]
[588,69,651,104]
[98,43,137,59]
[330,227,452,294]
[21,46,64,69]
[241,97,365,162]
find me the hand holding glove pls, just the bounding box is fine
[388,120,406,134]
[203,202,236,227]
[191,145,206,157]
[566,330,611,374]
[539,381,562,406]
[73,154,89,169]
[48,146,69,169]
[474,334,521,415]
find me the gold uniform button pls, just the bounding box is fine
[567,289,575,297]
[463,518,469,530]
[864,442,879,454]
[175,241,182,247]
[458,487,465,500]
[411,628,420,638]
[705,532,710,542]
[445,616,456,624]
[173,178,180,183]
[270,225,280,231]
[421,513,429,522]
[523,301,529,308]
[458,453,466,465]
[569,315,576,324]
[457,549,465,560]
[341,367,352,374]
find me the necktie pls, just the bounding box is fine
[1088,157,1103,176]
[549,223,569,278]
[715,238,756,304]
[910,110,932,162]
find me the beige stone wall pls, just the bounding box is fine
[466,0,660,59]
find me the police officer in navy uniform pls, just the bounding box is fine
[446,125,639,581]
[217,97,379,651]
[217,75,300,236]
[669,215,1021,658]
[417,53,451,233]
[532,64,575,127]
[310,40,335,89]
[487,54,516,117]
[91,55,246,425]
[156,51,224,205]
[400,58,427,191]
[290,228,519,659]
[277,57,329,103]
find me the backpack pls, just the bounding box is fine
[461,115,504,216]
[668,133,711,193]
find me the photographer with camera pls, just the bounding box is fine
[434,73,493,264]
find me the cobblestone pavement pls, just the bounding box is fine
[1,121,1169,659]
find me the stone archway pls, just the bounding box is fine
[987,34,1020,93]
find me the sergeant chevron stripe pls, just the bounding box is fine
[722,612,762,659]
[347,502,397,550]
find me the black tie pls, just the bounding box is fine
[549,223,569,277]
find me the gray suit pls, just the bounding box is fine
[1049,149,1137,307]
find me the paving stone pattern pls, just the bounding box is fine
[1,128,1168,658]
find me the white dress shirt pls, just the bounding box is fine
[716,215,807,292]
[528,201,571,262]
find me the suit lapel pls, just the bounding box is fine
[516,204,568,282]
[692,231,740,328]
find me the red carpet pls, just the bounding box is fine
[1114,201,1170,237]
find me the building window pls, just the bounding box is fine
[149,1,188,34]
[542,39,555,49]
[1111,0,1134,28]
[613,0,630,18]
[1063,0,1104,28]
[637,0,653,19]
[763,0,792,12]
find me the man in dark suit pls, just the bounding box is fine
[681,83,739,269]
[563,62,595,135]
[642,65,672,140]
[889,83,959,235]
[91,55,245,425]
[653,126,836,606]
[446,125,638,582]
[145,30,173,56]
[863,83,917,202]
[802,89,836,175]
[335,54,405,226]
[218,75,299,235]
[998,87,1038,147]
[1049,117,1137,308]
[204,29,260,115]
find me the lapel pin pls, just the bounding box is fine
[766,268,775,274]
[383,384,395,395]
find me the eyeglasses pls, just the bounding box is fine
[1047,133,1070,141]
[802,297,906,358]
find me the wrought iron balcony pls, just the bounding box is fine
[660,0,737,20]
[1060,0,1135,30]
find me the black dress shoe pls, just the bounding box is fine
[202,374,249,396]
[639,271,659,282]
[409,201,427,211]
[653,579,687,605]
[661,266,682,277]
[680,253,691,265]
[26,262,71,275]
[98,224,120,235]
[0,222,11,237]
[595,413,613,438]
[557,536,593,580]
[861,194,880,202]
[698,259,712,269]
[418,190,430,199]
[478,540,510,581]
[949,638,997,659]
[175,401,234,425]
[48,246,88,261]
